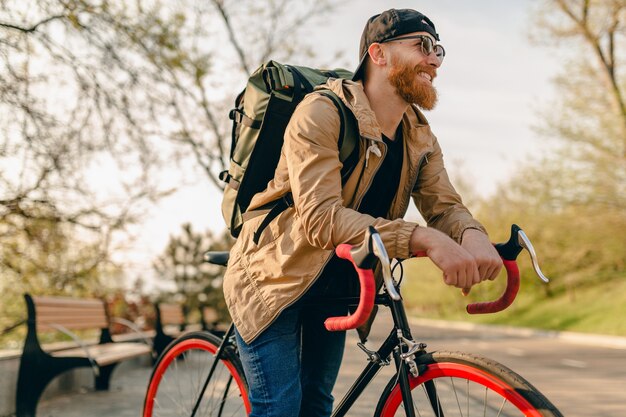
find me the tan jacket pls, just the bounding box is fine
[223,78,486,343]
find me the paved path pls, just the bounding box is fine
[37,311,626,416]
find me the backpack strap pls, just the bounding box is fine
[251,90,359,245]
[316,90,358,168]
[251,194,293,245]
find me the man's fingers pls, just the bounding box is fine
[486,266,499,281]
[470,263,480,286]
[476,258,503,281]
[443,271,456,287]
[478,265,492,282]
[486,261,503,281]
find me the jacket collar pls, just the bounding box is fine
[318,78,430,144]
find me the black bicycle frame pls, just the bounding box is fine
[191,324,237,417]
[205,289,437,417]
[328,292,419,417]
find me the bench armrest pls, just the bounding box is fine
[110,317,154,352]
[46,323,100,377]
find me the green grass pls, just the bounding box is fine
[400,258,626,336]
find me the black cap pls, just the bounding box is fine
[353,9,440,81]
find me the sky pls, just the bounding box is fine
[122,0,563,288]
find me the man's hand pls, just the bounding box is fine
[460,229,503,283]
[410,227,480,290]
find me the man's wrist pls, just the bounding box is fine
[460,227,488,244]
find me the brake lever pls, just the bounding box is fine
[465,224,550,314]
[371,232,401,301]
[517,230,550,283]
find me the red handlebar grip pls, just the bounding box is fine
[324,244,376,332]
[466,259,519,314]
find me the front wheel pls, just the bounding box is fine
[143,330,251,417]
[376,351,562,417]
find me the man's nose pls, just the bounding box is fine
[426,51,442,68]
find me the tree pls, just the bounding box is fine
[1,0,339,296]
[526,0,625,211]
[153,223,234,322]
[475,0,626,301]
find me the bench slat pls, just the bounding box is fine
[158,304,185,325]
[31,296,105,308]
[31,296,109,331]
[36,311,107,321]
[52,342,152,366]
[36,305,105,314]
[38,319,108,331]
[37,311,108,323]
[203,307,218,323]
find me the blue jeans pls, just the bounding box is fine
[234,303,347,417]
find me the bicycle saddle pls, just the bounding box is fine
[203,251,230,266]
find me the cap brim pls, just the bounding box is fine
[351,52,368,81]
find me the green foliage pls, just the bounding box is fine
[530,0,626,212]
[1,0,339,350]
[403,0,626,336]
[0,201,126,349]
[153,223,234,323]
[403,258,626,336]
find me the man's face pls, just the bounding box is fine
[384,32,442,110]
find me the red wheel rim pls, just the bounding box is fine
[144,338,251,416]
[380,362,544,417]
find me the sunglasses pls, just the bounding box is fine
[382,35,446,63]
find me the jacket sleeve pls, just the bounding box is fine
[412,138,487,243]
[284,94,418,259]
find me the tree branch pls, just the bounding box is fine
[554,0,626,157]
[210,0,251,73]
[0,15,67,33]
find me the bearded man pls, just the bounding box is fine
[222,8,503,417]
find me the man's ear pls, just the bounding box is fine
[367,43,387,67]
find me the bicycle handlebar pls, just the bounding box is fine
[407,252,520,314]
[465,258,520,314]
[323,243,377,332]
[324,224,550,331]
[411,244,521,314]
[414,224,549,314]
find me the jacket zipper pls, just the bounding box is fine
[396,151,431,217]
[280,139,388,312]
[413,152,430,192]
[352,140,388,210]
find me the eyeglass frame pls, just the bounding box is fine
[381,35,446,62]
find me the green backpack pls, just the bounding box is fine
[220,61,359,239]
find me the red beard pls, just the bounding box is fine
[388,59,438,110]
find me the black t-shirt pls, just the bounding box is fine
[357,126,404,218]
[303,126,405,300]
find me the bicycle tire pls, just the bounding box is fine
[375,350,563,417]
[143,330,250,417]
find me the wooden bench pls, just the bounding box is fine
[152,303,188,358]
[199,305,227,337]
[15,293,152,417]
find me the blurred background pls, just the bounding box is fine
[1,0,624,348]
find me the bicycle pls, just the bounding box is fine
[143,224,562,416]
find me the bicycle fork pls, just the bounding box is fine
[389,292,445,417]
[393,333,444,417]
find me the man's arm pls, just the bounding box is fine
[411,138,502,288]
[412,139,485,242]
